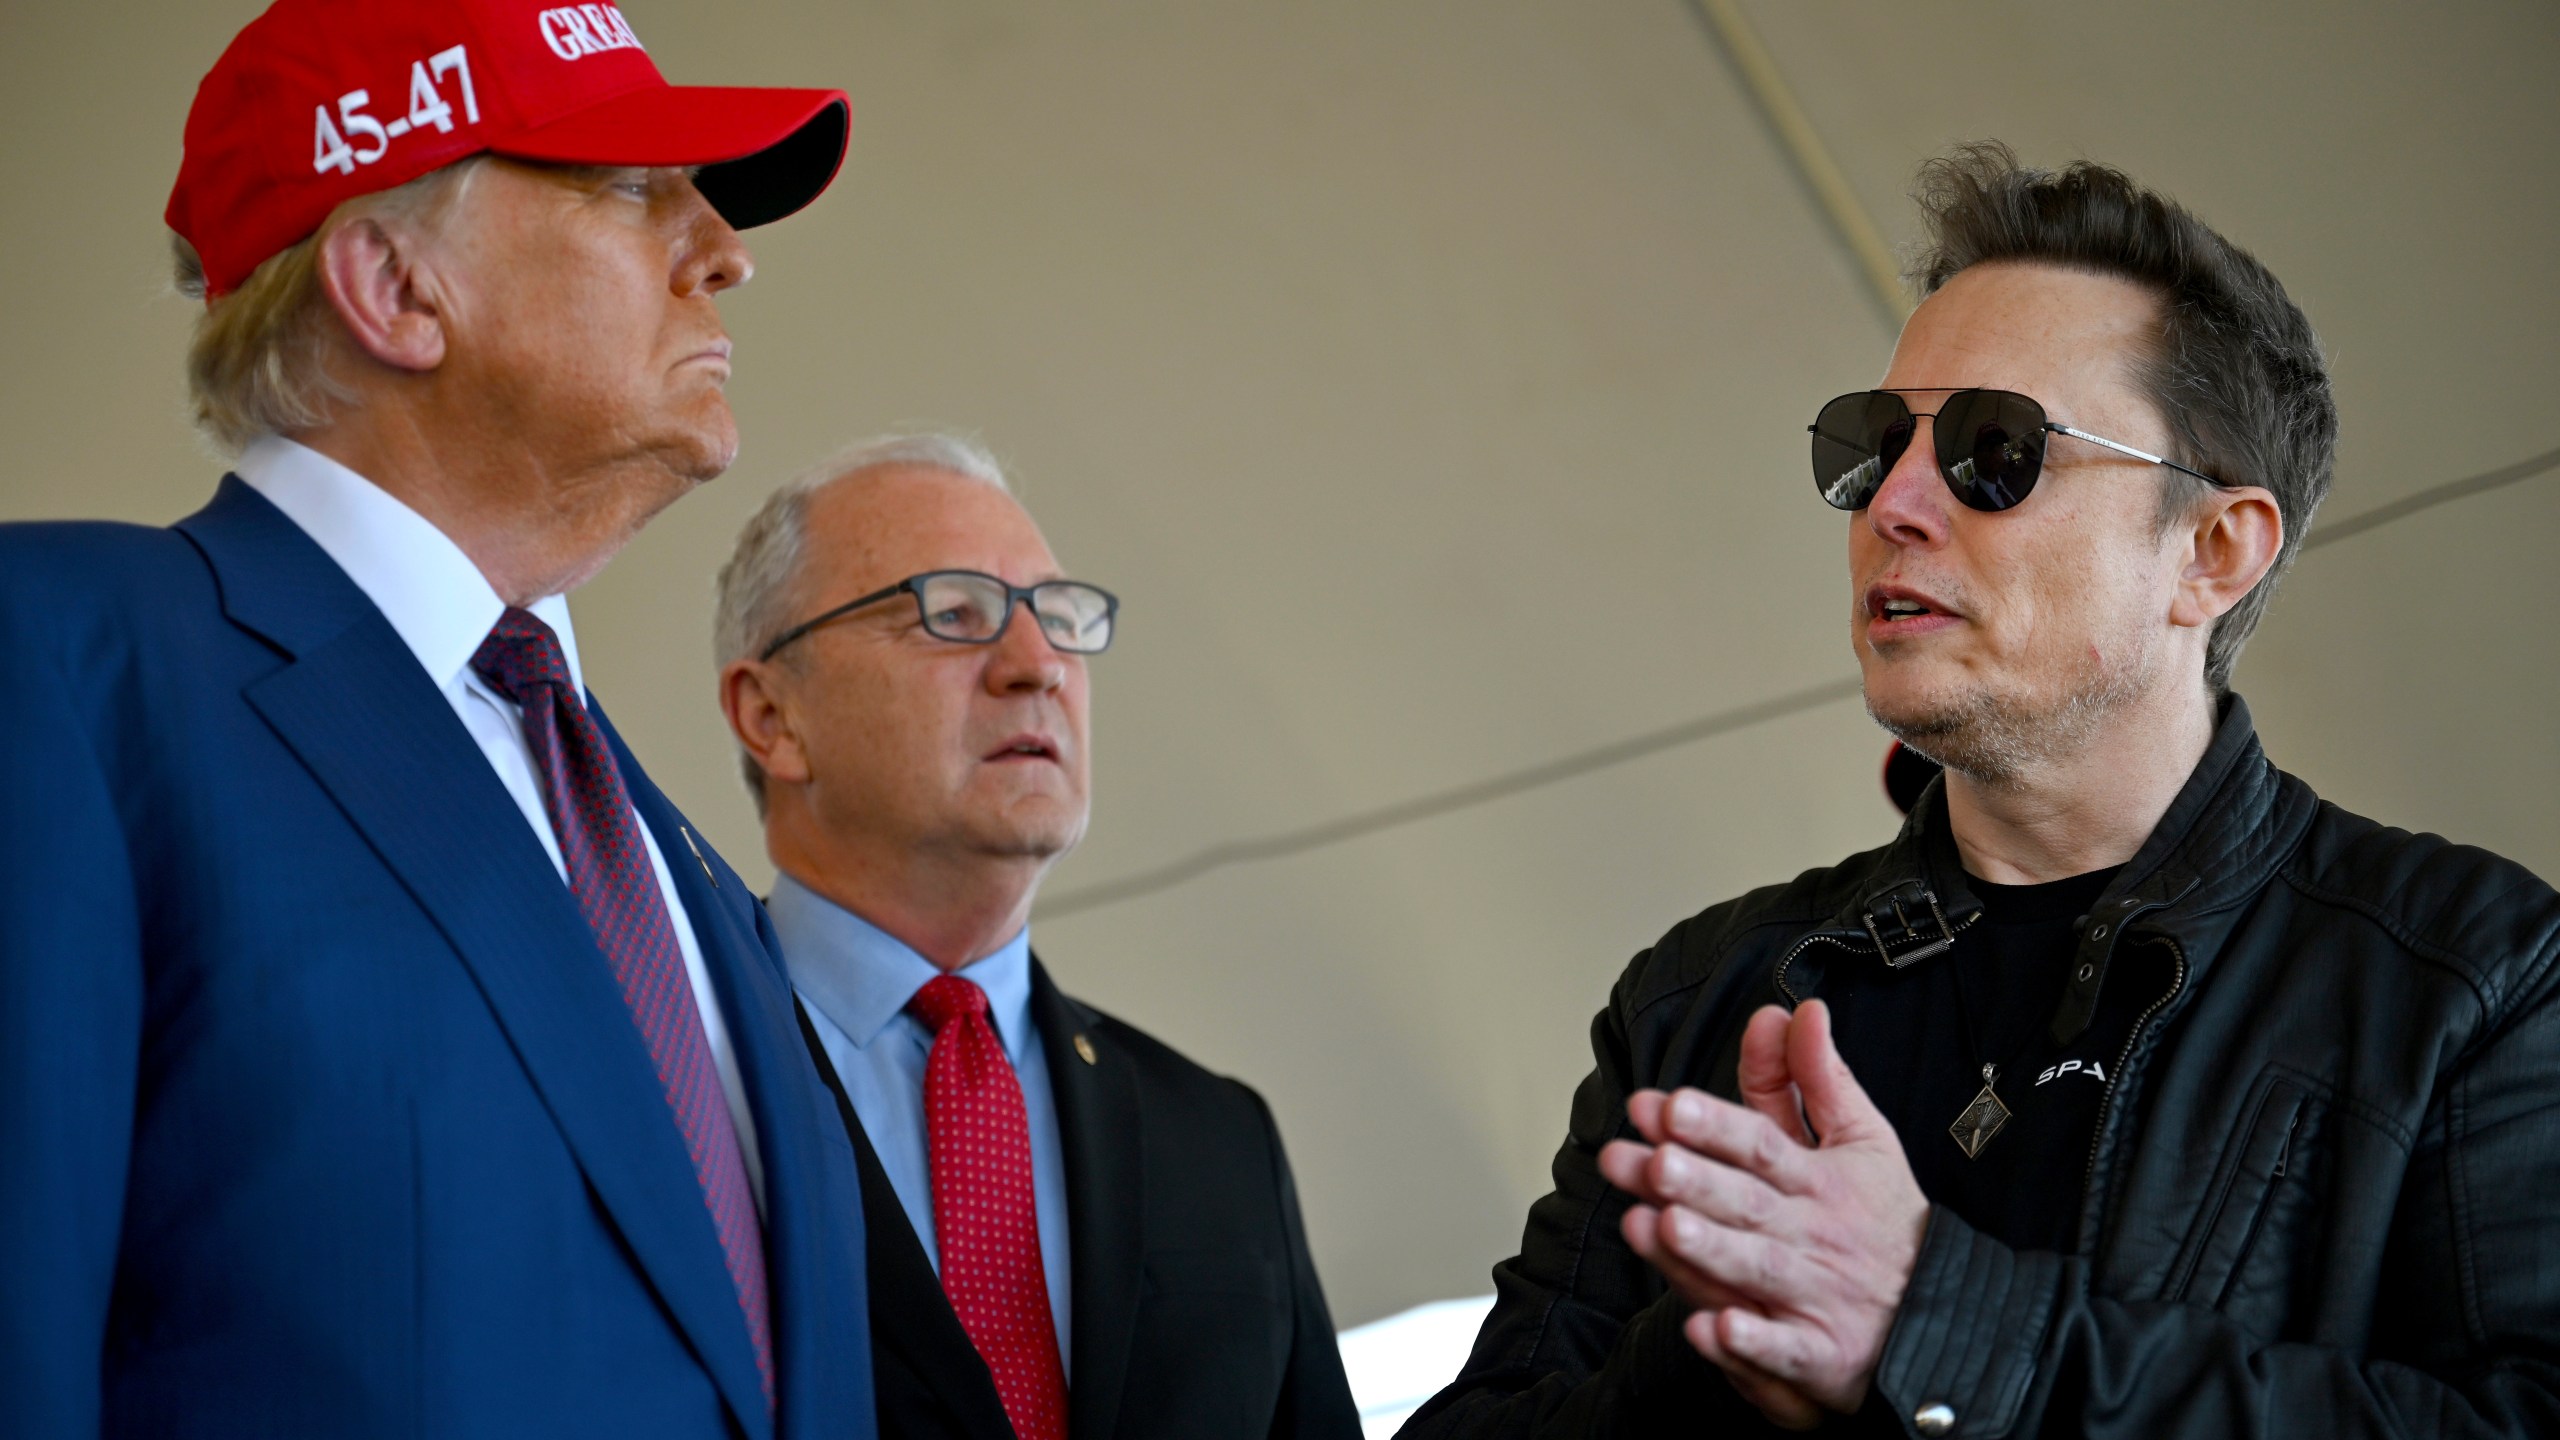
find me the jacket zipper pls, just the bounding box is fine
[1772,910,1982,1005]
[2270,1105,2302,1180]
[2080,934,2190,1213]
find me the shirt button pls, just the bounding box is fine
[1914,1401,1957,1435]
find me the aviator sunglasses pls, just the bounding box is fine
[1809,388,2226,513]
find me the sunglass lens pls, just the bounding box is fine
[1934,390,2048,511]
[1810,392,1913,510]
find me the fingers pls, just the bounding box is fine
[1645,1139,1783,1234]
[1786,999,1888,1144]
[1625,1088,1670,1146]
[1736,1005,1815,1146]
[1654,1202,1817,1303]
[1597,1137,1661,1203]
[1619,1203,1755,1312]
[1604,1134,1763,1228]
[1717,1306,1835,1386]
[1718,1307,1867,1414]
[1685,1310,1825,1430]
[1658,1087,1819,1194]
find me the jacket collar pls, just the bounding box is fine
[1029,960,1145,1440]
[1799,695,2316,1042]
[178,475,378,659]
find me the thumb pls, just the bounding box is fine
[1788,1000,1885,1144]
[1735,1004,1813,1146]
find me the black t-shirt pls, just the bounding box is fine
[1825,865,2143,1255]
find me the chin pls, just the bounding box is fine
[656,394,739,481]
[1860,657,2006,778]
[1864,649,2151,786]
[1014,813,1090,862]
[677,423,740,482]
[1860,652,1954,731]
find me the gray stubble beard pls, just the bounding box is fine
[1867,634,2158,790]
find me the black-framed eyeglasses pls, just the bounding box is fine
[758,570,1119,661]
[1809,387,2228,513]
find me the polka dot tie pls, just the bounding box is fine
[908,975,1067,1440]
[471,608,773,1407]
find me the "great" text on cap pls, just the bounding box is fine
[538,5,645,62]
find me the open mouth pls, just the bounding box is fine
[1866,586,1958,630]
[986,737,1059,763]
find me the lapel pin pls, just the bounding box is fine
[1073,1033,1098,1065]
[678,825,719,888]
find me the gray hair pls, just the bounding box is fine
[713,431,1014,809]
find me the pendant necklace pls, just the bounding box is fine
[1949,1064,2011,1160]
[1945,944,2023,1160]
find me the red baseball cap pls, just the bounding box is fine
[168,0,851,299]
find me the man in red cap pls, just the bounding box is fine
[0,3,874,1435]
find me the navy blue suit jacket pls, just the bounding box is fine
[0,479,875,1438]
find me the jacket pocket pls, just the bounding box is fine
[2164,1068,2320,1315]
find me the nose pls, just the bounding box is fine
[672,176,754,297]
[984,600,1068,696]
[1864,412,1952,551]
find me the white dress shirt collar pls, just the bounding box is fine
[231,434,583,691]
[767,870,1037,1063]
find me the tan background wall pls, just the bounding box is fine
[5,0,2554,1327]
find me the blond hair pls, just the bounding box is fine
[173,157,488,454]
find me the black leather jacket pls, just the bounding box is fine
[1403,698,2560,1438]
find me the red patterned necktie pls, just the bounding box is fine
[471,607,773,1405]
[908,974,1068,1440]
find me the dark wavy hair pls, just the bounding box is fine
[1910,142,2337,693]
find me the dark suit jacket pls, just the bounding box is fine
[797,958,1361,1438]
[0,479,874,1438]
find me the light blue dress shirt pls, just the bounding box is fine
[768,873,1072,1372]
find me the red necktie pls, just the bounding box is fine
[908,975,1067,1440]
[472,607,773,1405]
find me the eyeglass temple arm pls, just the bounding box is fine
[2045,424,2227,487]
[756,579,912,661]
[1808,423,1878,453]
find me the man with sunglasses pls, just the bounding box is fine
[715,434,1361,1439]
[1408,145,2560,1437]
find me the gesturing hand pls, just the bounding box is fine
[1598,1000,1929,1423]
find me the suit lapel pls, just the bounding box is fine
[1030,960,1144,1440]
[603,712,870,1440]
[180,481,773,1437]
[793,1000,1014,1437]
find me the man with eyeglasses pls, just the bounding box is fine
[715,434,1361,1440]
[1407,144,2560,1437]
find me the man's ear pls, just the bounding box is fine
[721,660,813,790]
[2169,485,2284,631]
[314,215,447,373]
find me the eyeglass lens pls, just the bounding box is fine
[916,572,1115,653]
[1809,389,2052,513]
